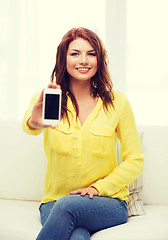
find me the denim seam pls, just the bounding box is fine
[69,202,127,220]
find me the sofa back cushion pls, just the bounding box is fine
[0,121,168,205]
[0,120,46,201]
[141,125,168,205]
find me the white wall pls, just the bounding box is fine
[105,0,126,92]
[0,0,167,125]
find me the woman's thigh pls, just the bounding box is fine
[39,195,128,233]
[58,195,128,233]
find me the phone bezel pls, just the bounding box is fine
[42,88,62,126]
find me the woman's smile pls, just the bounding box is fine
[75,67,91,73]
[66,38,98,82]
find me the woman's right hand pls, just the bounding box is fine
[28,83,61,129]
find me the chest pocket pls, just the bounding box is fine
[89,126,115,157]
[49,126,72,156]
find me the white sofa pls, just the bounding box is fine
[0,120,168,240]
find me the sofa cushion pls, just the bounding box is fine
[0,120,46,202]
[0,199,41,240]
[91,205,168,240]
[141,125,168,205]
[0,199,168,240]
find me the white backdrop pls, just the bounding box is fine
[0,0,168,126]
[126,0,168,126]
[0,0,106,121]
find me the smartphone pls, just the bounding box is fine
[42,88,62,126]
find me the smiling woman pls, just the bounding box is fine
[23,27,144,240]
[66,38,98,83]
[66,38,99,126]
[51,27,114,124]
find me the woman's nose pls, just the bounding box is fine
[79,54,88,65]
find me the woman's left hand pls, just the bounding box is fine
[67,187,99,199]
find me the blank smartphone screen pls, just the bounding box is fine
[44,94,60,120]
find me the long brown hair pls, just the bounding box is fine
[51,27,114,124]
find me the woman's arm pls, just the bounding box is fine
[91,93,144,198]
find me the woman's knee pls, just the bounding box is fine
[70,227,90,240]
[56,195,81,215]
[39,201,56,226]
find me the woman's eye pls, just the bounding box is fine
[70,52,78,56]
[70,52,96,57]
[88,53,96,56]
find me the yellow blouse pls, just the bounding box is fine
[22,91,144,203]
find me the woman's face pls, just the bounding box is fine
[66,38,98,83]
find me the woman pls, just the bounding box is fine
[23,27,144,240]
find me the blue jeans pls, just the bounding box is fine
[36,195,128,240]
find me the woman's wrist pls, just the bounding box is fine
[90,186,99,194]
[27,117,38,130]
